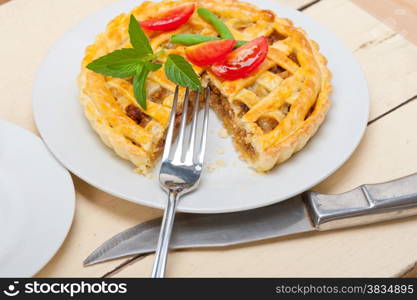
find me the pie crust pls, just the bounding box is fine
[78,0,332,174]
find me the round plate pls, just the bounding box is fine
[0,121,75,277]
[33,0,369,213]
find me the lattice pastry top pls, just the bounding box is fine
[78,0,332,174]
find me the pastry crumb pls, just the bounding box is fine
[207,163,217,173]
[207,159,227,172]
[216,159,226,167]
[216,148,225,155]
[218,129,228,138]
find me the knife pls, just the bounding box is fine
[84,172,417,266]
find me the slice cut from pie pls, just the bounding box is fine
[78,0,332,174]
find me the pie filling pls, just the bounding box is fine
[208,83,258,162]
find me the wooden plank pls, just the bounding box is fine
[276,0,319,10]
[352,0,417,46]
[304,0,417,121]
[356,39,417,122]
[403,264,417,278]
[0,0,120,133]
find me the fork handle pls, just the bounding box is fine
[151,191,179,278]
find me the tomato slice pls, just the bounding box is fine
[141,3,195,31]
[211,37,269,80]
[186,40,237,67]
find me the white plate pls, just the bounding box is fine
[0,121,75,277]
[33,0,369,213]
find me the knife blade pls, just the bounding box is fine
[85,172,417,266]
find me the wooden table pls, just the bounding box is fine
[1,0,417,277]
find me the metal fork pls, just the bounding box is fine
[151,86,210,278]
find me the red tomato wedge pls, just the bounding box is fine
[186,40,237,67]
[211,36,269,80]
[141,3,195,31]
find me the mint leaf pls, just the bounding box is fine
[165,54,201,91]
[135,63,144,76]
[107,61,139,76]
[144,61,162,72]
[87,48,141,78]
[129,15,153,56]
[133,66,150,110]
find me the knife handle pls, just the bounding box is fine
[304,172,417,231]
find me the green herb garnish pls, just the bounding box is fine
[197,8,234,40]
[170,10,248,48]
[133,66,149,109]
[87,15,200,110]
[86,48,144,78]
[165,54,202,91]
[235,40,248,48]
[128,14,153,56]
[171,34,247,48]
[171,34,220,45]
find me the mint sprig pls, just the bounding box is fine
[86,15,201,111]
[87,16,164,110]
[144,61,163,72]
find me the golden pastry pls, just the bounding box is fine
[79,0,332,174]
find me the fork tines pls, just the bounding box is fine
[162,86,210,166]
